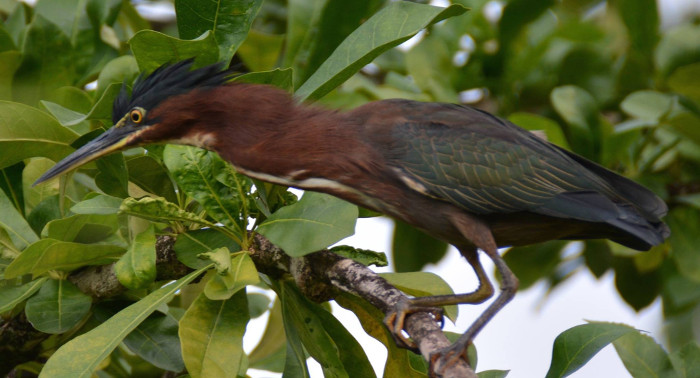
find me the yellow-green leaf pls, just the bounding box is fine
[179,290,250,378]
[40,265,210,378]
[115,225,157,290]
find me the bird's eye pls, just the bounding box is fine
[130,109,143,124]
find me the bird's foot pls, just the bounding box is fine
[383,297,445,353]
[428,340,472,377]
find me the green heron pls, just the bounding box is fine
[35,60,669,372]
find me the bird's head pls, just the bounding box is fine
[34,59,231,186]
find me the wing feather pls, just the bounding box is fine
[390,117,615,217]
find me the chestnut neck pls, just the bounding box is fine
[146,83,382,195]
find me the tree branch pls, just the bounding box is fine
[250,233,475,377]
[2,233,475,377]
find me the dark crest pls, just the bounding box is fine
[112,59,231,124]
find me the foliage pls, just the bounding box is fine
[0,0,698,377]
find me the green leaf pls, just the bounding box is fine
[47,86,93,114]
[247,292,270,319]
[620,90,673,122]
[163,145,246,234]
[129,30,219,73]
[283,329,311,378]
[70,194,123,215]
[329,245,388,267]
[295,2,467,101]
[257,191,357,257]
[669,63,700,104]
[22,158,58,211]
[0,185,38,250]
[583,240,613,278]
[668,113,700,147]
[42,213,118,243]
[335,292,425,378]
[279,281,368,378]
[34,0,86,40]
[612,331,674,377]
[283,0,327,73]
[668,207,700,282]
[0,101,79,170]
[123,313,185,372]
[24,279,91,334]
[550,85,600,159]
[12,15,75,105]
[249,298,286,372]
[27,196,61,237]
[0,162,23,216]
[4,3,28,43]
[503,240,568,290]
[611,0,658,57]
[179,290,250,378]
[120,196,217,228]
[669,342,700,378]
[0,51,21,101]
[86,0,122,29]
[204,252,260,300]
[95,55,139,99]
[392,220,448,272]
[41,83,122,126]
[380,272,457,322]
[663,274,700,310]
[4,239,124,279]
[174,228,240,269]
[508,113,571,150]
[614,256,661,311]
[40,265,209,378]
[294,0,386,84]
[232,68,294,92]
[499,0,555,56]
[545,322,636,378]
[478,370,510,378]
[95,152,129,198]
[405,32,459,103]
[115,224,157,290]
[654,24,700,78]
[125,155,178,203]
[198,246,232,275]
[0,277,48,313]
[314,297,377,378]
[237,30,286,72]
[40,101,87,127]
[175,0,263,63]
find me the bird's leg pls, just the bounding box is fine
[429,214,519,376]
[383,249,494,351]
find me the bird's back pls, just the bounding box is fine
[351,99,669,251]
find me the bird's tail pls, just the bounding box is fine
[541,191,669,251]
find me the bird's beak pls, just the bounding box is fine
[34,124,141,186]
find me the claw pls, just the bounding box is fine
[428,341,472,377]
[383,298,445,353]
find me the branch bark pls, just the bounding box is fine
[2,233,475,378]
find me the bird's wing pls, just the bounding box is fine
[382,102,622,220]
[391,121,590,214]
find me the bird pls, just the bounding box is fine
[35,60,670,374]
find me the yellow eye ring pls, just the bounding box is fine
[130,109,143,124]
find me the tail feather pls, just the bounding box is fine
[554,146,668,220]
[538,191,668,251]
